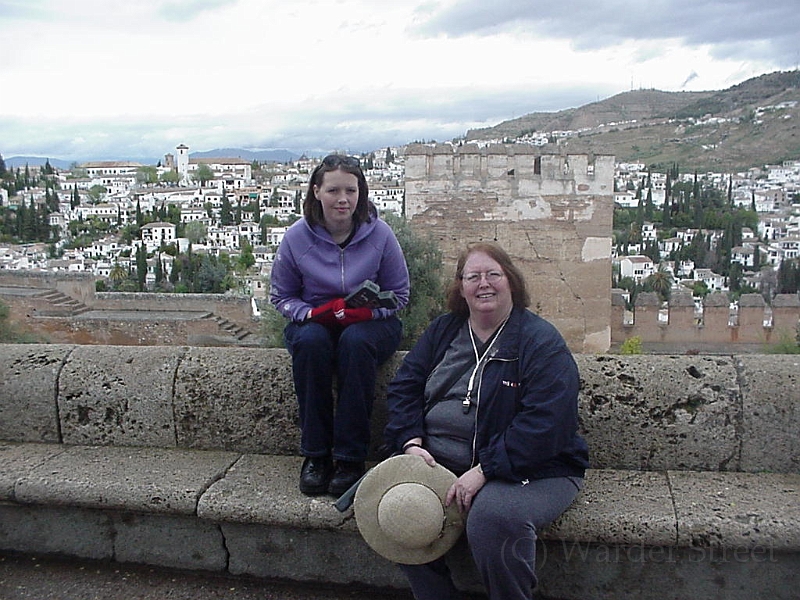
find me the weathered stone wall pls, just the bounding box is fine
[93,292,253,323]
[29,316,224,346]
[0,271,258,346]
[0,271,96,304]
[2,344,797,474]
[404,143,614,353]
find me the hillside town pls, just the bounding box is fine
[0,145,405,297]
[1,142,799,306]
[613,159,800,293]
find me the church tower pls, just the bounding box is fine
[176,144,189,185]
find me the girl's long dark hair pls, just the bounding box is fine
[303,155,370,226]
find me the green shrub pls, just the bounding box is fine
[763,329,800,354]
[620,336,644,355]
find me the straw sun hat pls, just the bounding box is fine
[353,454,465,565]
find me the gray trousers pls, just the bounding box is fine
[399,476,583,600]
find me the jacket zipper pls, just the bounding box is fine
[470,354,516,469]
[339,246,346,295]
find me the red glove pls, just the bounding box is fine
[309,298,346,327]
[338,307,373,327]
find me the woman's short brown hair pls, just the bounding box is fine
[445,242,531,317]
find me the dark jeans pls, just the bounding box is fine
[284,317,402,462]
[400,476,583,600]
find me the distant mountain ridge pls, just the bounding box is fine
[188,148,302,163]
[4,148,302,170]
[466,70,800,172]
[5,156,76,170]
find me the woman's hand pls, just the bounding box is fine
[402,439,436,467]
[445,465,486,513]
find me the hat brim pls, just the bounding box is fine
[354,454,464,565]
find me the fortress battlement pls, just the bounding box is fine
[612,290,800,352]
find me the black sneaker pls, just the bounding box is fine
[299,456,333,495]
[328,461,365,497]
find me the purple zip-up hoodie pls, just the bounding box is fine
[270,211,410,322]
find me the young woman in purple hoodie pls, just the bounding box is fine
[270,155,410,496]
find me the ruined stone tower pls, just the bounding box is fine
[404,143,614,353]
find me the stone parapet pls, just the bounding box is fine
[1,344,799,599]
[1,345,797,473]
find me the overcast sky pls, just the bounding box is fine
[1,0,797,162]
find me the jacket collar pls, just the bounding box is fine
[487,306,523,360]
[442,306,525,361]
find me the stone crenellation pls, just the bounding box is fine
[612,290,800,352]
[404,143,615,354]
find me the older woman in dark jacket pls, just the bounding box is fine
[384,242,589,600]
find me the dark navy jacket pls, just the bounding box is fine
[384,306,589,482]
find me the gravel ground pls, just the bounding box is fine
[0,553,424,600]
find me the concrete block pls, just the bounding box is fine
[669,471,800,551]
[197,454,343,528]
[575,355,741,471]
[0,442,65,501]
[538,540,800,600]
[738,355,800,473]
[198,454,352,530]
[222,522,408,589]
[58,346,184,447]
[173,348,298,454]
[113,512,227,571]
[0,503,112,559]
[14,445,239,514]
[546,470,676,547]
[0,344,72,443]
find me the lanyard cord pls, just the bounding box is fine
[463,314,510,414]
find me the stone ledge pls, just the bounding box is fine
[2,442,800,599]
[3,442,799,552]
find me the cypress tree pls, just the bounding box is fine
[252,196,261,227]
[727,176,733,207]
[154,254,164,287]
[636,191,644,227]
[662,172,672,229]
[220,196,233,226]
[26,197,38,240]
[136,244,147,291]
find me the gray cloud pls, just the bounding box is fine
[0,82,608,161]
[416,0,800,66]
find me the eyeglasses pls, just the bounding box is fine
[320,155,360,169]
[461,270,505,284]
